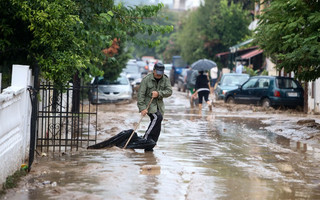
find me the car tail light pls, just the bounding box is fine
[274,90,281,97]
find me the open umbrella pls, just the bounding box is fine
[191,59,217,71]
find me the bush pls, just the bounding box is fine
[244,66,268,76]
[0,68,11,90]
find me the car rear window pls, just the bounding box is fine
[221,75,249,86]
[276,78,299,89]
[123,64,139,73]
[95,76,129,85]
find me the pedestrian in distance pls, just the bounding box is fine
[210,67,218,93]
[185,66,198,107]
[236,62,244,74]
[192,71,212,111]
[169,66,175,86]
[137,62,173,151]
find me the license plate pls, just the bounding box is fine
[287,92,298,97]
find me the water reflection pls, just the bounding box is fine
[296,141,307,153]
[164,108,320,200]
[22,117,319,200]
[275,135,291,147]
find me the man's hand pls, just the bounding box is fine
[152,91,159,98]
[141,109,148,116]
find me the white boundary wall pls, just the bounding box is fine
[308,79,320,114]
[0,65,32,186]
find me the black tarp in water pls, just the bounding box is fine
[87,129,156,149]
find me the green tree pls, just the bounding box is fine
[255,0,320,112]
[254,0,320,82]
[156,32,181,63]
[128,6,178,61]
[0,0,173,87]
[0,0,101,87]
[176,10,206,64]
[102,40,133,81]
[175,0,251,65]
[230,0,254,11]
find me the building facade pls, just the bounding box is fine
[173,0,203,10]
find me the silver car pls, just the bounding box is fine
[214,73,250,100]
[90,73,133,104]
[123,61,142,87]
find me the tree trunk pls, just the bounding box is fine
[72,72,80,113]
[71,72,81,138]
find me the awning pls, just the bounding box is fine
[215,46,258,58]
[240,49,264,59]
[215,51,230,57]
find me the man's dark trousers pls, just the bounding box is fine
[143,110,163,144]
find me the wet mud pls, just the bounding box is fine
[2,88,320,200]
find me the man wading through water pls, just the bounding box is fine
[137,63,172,151]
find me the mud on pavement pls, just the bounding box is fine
[2,88,320,200]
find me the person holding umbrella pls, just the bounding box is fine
[192,71,212,111]
[190,59,217,111]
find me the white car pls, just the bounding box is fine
[89,73,133,104]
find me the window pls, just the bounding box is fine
[123,64,139,73]
[276,78,299,89]
[95,75,129,85]
[242,78,258,89]
[257,78,270,88]
[221,75,249,86]
[221,76,234,86]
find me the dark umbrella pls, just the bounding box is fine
[191,59,217,71]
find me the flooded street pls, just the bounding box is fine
[2,89,320,200]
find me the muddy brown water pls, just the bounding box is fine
[2,92,320,200]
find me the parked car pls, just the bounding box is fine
[123,61,142,91]
[177,68,188,92]
[137,60,149,76]
[164,63,172,77]
[214,73,250,100]
[89,73,133,104]
[224,76,304,108]
[172,56,187,85]
[147,59,158,72]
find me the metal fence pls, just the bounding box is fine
[36,81,98,152]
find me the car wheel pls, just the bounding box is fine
[226,96,235,104]
[295,105,303,112]
[90,101,97,105]
[262,98,271,108]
